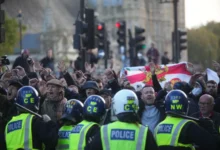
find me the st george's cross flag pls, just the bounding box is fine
[121,62,192,90]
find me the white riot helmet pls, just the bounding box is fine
[112,89,139,115]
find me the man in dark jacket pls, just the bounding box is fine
[40,49,55,71]
[205,80,220,113]
[161,51,170,65]
[191,94,220,133]
[146,43,160,64]
[12,49,31,74]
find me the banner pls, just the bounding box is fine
[207,68,220,84]
[122,62,192,90]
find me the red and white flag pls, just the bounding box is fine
[122,62,192,90]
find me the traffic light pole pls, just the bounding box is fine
[173,0,179,63]
[80,0,86,72]
[128,29,135,66]
[104,31,108,69]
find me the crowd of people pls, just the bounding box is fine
[0,48,220,150]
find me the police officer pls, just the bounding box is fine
[56,99,84,150]
[69,95,106,150]
[154,89,218,150]
[5,86,58,150]
[86,89,159,150]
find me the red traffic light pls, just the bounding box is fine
[97,24,103,30]
[115,22,121,28]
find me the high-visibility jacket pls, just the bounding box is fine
[154,116,196,150]
[100,121,148,150]
[5,113,35,150]
[56,125,73,150]
[69,120,98,150]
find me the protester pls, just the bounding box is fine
[139,86,165,132]
[40,49,55,71]
[146,43,160,64]
[191,94,220,133]
[41,78,67,122]
[12,49,31,74]
[161,51,170,65]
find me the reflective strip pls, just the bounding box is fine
[136,125,147,150]
[78,123,94,150]
[153,126,158,139]
[57,144,69,149]
[102,125,110,150]
[170,119,188,146]
[24,114,32,150]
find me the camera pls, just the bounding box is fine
[1,55,10,65]
[27,58,32,64]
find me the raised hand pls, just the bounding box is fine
[213,60,220,72]
[15,66,26,79]
[57,61,67,73]
[149,62,156,75]
[186,62,195,74]
[104,69,115,82]
[75,70,86,86]
[38,80,47,96]
[85,62,96,74]
[34,61,43,71]
[29,78,39,87]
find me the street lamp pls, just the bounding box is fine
[17,10,22,50]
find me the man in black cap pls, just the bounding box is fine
[83,81,100,98]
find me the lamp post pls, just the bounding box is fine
[17,10,22,50]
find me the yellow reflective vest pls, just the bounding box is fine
[154,116,196,150]
[100,121,148,150]
[69,120,98,150]
[56,125,73,150]
[5,113,35,150]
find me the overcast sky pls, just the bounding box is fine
[185,0,220,28]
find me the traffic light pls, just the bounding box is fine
[135,26,146,51]
[73,20,87,50]
[73,8,96,50]
[96,22,106,51]
[177,29,187,51]
[85,8,96,49]
[115,21,126,47]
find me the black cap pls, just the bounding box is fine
[82,81,99,91]
[99,89,112,97]
[9,80,23,89]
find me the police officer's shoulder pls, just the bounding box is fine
[180,119,199,133]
